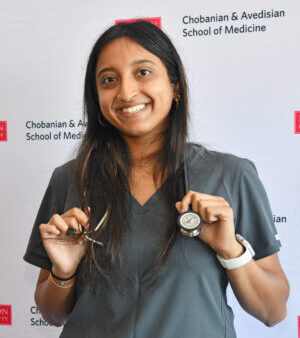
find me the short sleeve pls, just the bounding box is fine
[23,168,68,270]
[234,159,281,260]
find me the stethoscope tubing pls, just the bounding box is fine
[71,162,191,247]
[83,210,108,247]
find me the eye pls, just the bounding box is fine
[137,69,151,77]
[102,76,116,85]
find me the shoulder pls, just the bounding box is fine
[50,159,76,187]
[188,143,246,166]
[186,143,261,200]
[47,159,80,213]
[187,143,252,177]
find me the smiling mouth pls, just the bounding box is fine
[121,103,146,114]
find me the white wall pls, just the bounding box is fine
[0,0,299,336]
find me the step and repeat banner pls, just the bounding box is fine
[1,0,299,337]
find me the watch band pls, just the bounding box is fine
[216,234,255,270]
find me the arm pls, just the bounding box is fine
[34,207,89,326]
[176,191,289,326]
[34,268,76,327]
[226,252,289,326]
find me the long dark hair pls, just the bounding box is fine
[75,21,189,291]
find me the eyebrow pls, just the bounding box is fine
[96,59,155,78]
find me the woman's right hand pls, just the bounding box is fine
[39,207,89,278]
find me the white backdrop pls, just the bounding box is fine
[0,0,299,337]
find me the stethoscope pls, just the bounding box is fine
[67,162,202,247]
[67,210,107,248]
[177,162,202,237]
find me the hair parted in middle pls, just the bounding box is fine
[75,20,189,292]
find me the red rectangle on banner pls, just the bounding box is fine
[115,17,161,28]
[0,121,7,141]
[298,316,300,338]
[295,111,300,134]
[0,305,12,325]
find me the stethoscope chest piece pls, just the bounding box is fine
[177,160,202,237]
[177,210,202,237]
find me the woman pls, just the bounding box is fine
[24,21,289,337]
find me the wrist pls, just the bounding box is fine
[217,240,245,260]
[49,273,76,289]
[51,265,77,280]
[217,234,255,270]
[50,266,76,289]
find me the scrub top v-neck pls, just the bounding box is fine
[24,144,280,338]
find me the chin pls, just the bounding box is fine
[118,120,168,140]
[122,129,149,138]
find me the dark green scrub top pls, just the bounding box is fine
[24,144,281,338]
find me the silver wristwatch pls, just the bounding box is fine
[217,234,255,270]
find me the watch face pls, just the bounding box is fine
[179,211,201,230]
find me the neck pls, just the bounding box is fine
[122,133,165,168]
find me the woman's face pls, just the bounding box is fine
[95,37,177,140]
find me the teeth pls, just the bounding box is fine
[122,104,145,113]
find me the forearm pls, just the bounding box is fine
[34,272,76,327]
[227,258,289,326]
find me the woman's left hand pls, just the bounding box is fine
[175,191,243,259]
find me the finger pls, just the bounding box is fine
[61,207,89,230]
[180,191,199,213]
[48,214,69,233]
[194,199,229,223]
[40,223,61,238]
[180,191,225,213]
[175,201,182,213]
[63,216,82,233]
[204,205,234,224]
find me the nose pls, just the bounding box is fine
[117,75,138,102]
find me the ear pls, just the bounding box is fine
[172,83,180,98]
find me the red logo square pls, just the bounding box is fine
[0,305,12,325]
[298,316,300,338]
[0,121,7,141]
[115,17,161,28]
[295,111,300,134]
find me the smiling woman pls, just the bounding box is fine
[95,37,177,140]
[24,21,289,338]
